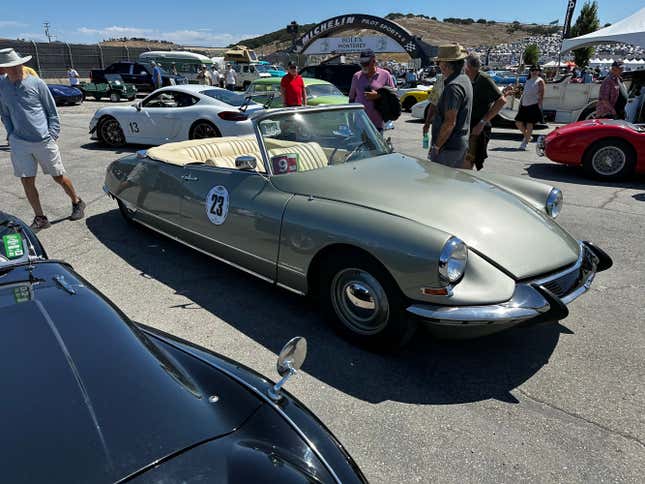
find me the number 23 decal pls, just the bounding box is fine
[129,122,139,134]
[205,186,229,225]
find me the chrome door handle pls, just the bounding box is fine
[181,174,199,181]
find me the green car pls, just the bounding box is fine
[81,73,137,102]
[245,77,348,108]
[104,105,612,352]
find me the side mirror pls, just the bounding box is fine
[235,155,257,171]
[267,336,307,401]
[134,100,142,111]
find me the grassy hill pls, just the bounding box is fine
[235,15,559,56]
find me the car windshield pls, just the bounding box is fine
[307,83,343,97]
[248,82,281,94]
[105,74,124,83]
[202,89,254,107]
[257,108,390,175]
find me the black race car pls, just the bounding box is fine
[0,212,366,484]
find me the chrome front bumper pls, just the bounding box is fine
[407,241,612,333]
[536,135,545,156]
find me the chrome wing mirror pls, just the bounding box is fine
[267,336,307,401]
[134,100,142,111]
[235,155,257,171]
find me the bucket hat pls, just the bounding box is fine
[434,44,467,62]
[0,48,32,68]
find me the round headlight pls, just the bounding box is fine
[439,236,468,284]
[546,188,563,218]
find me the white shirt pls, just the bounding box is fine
[67,69,79,86]
[521,77,544,106]
[225,68,237,85]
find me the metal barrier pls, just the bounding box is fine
[0,39,155,80]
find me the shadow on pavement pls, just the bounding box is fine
[80,142,141,154]
[526,163,645,188]
[86,209,565,406]
[633,193,645,202]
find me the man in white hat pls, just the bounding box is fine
[0,48,85,230]
[428,44,473,168]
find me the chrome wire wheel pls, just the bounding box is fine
[191,122,218,139]
[591,146,626,176]
[99,118,125,146]
[330,268,390,335]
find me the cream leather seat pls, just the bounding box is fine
[147,135,328,173]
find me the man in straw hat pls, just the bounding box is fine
[0,48,85,230]
[428,44,473,168]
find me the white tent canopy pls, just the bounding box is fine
[561,7,645,53]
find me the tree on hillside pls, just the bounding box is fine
[569,1,600,68]
[523,44,539,66]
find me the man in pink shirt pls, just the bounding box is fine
[348,49,395,131]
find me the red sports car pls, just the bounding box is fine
[537,119,645,180]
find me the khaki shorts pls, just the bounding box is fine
[9,135,65,178]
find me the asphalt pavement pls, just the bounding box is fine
[1,100,644,483]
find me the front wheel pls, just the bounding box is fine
[583,139,635,180]
[109,92,121,102]
[319,253,417,352]
[98,116,126,147]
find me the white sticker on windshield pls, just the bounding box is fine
[205,186,229,225]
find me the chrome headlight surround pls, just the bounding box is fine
[438,236,468,284]
[546,188,563,218]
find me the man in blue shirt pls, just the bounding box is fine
[0,48,85,230]
[151,61,163,90]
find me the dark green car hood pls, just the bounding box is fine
[271,153,579,279]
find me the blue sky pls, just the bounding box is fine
[0,1,642,46]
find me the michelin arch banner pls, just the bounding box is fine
[305,36,407,55]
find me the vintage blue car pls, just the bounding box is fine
[48,84,84,106]
[487,70,528,85]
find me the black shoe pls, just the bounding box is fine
[30,215,51,231]
[70,199,86,221]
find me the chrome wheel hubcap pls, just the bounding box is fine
[330,269,389,335]
[592,146,625,176]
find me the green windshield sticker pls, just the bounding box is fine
[3,233,24,259]
[13,286,31,304]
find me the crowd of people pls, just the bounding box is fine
[0,38,634,229]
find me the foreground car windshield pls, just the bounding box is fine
[202,89,254,107]
[258,108,390,173]
[307,84,344,97]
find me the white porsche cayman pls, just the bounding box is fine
[89,85,264,147]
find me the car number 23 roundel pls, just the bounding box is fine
[205,186,229,225]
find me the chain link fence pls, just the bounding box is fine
[0,39,158,80]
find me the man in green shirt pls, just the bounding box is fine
[464,54,507,170]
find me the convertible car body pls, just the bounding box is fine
[0,211,366,483]
[104,105,612,351]
[537,119,645,180]
[89,85,263,147]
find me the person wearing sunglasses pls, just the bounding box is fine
[348,49,395,131]
[280,61,307,107]
[514,64,544,150]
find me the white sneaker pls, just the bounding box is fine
[519,141,528,151]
